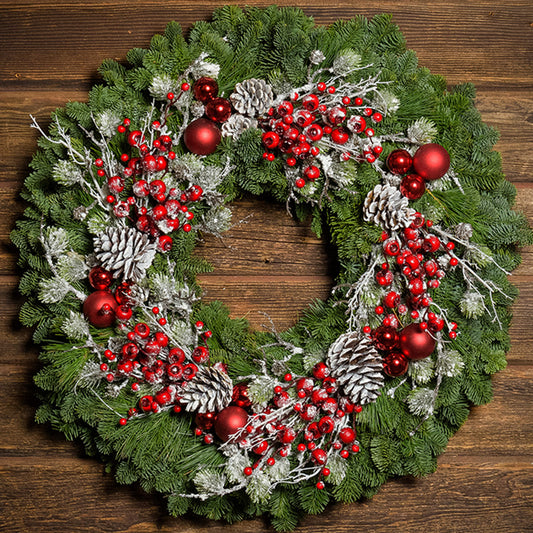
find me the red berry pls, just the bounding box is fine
[295,178,306,188]
[317,82,326,92]
[312,362,330,380]
[167,92,175,100]
[316,481,325,490]
[244,467,253,476]
[181,82,190,91]
[119,418,127,426]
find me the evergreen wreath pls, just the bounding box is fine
[12,6,532,531]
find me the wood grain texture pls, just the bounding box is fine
[1,2,532,532]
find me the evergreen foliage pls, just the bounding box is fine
[11,6,531,530]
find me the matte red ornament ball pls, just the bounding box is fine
[205,97,232,123]
[386,149,413,175]
[214,406,249,442]
[413,143,450,181]
[400,174,426,200]
[83,290,117,328]
[193,77,219,102]
[88,266,112,290]
[382,351,409,377]
[183,118,221,155]
[399,323,436,360]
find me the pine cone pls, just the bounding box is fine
[230,78,274,117]
[93,226,157,283]
[327,331,384,405]
[180,366,233,413]
[221,114,257,139]
[363,184,414,232]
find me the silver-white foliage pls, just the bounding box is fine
[246,471,272,504]
[57,252,89,282]
[200,206,233,235]
[332,49,362,74]
[94,110,122,138]
[192,60,220,79]
[374,89,400,114]
[39,277,71,303]
[435,349,464,378]
[460,290,486,318]
[225,453,249,484]
[267,456,291,482]
[193,469,227,497]
[61,311,90,340]
[149,74,175,99]
[407,387,435,417]
[43,227,70,258]
[408,358,435,384]
[407,118,438,144]
[52,160,84,186]
[325,453,347,485]
[248,375,277,406]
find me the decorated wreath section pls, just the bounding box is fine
[12,6,532,530]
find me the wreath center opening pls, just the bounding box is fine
[196,197,336,330]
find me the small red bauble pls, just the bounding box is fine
[88,266,112,290]
[183,118,221,155]
[232,383,252,408]
[412,143,450,181]
[399,323,436,360]
[214,406,249,442]
[382,351,409,377]
[372,325,399,351]
[195,411,216,431]
[83,290,117,328]
[193,77,219,102]
[400,174,426,200]
[339,427,356,444]
[386,149,413,175]
[205,97,232,123]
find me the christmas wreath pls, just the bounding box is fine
[12,6,532,531]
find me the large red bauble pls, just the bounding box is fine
[386,149,413,175]
[205,97,232,123]
[400,174,426,200]
[399,323,436,360]
[413,143,450,181]
[183,118,221,155]
[83,290,117,328]
[88,266,112,290]
[382,351,409,376]
[214,406,249,442]
[193,77,219,102]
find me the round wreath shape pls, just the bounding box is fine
[13,7,532,530]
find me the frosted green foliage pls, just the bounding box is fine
[52,160,84,186]
[248,375,277,405]
[267,456,291,482]
[193,60,220,79]
[86,212,111,235]
[201,206,232,234]
[38,277,70,303]
[225,452,249,484]
[57,252,89,282]
[150,74,175,99]
[407,387,435,416]
[303,352,324,373]
[408,358,435,384]
[246,471,272,504]
[376,89,400,113]
[61,311,90,340]
[95,110,122,138]
[460,290,486,318]
[194,469,227,496]
[332,49,362,74]
[43,227,69,258]
[407,118,438,144]
[170,320,195,347]
[436,349,464,378]
[325,454,347,485]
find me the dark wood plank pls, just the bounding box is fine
[1,2,532,532]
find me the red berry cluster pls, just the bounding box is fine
[259,87,383,188]
[207,362,362,489]
[99,314,212,426]
[104,118,205,251]
[365,213,459,376]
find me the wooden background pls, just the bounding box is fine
[0,1,531,532]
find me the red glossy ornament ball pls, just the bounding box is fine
[382,351,409,376]
[214,406,249,442]
[372,325,399,351]
[399,323,436,360]
[195,412,216,431]
[413,143,450,181]
[205,97,232,123]
[193,77,218,102]
[386,149,413,175]
[88,266,112,290]
[232,384,252,408]
[83,290,117,328]
[183,118,221,155]
[400,174,426,200]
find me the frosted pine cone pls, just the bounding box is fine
[180,366,233,413]
[221,114,257,139]
[230,79,274,117]
[363,184,415,232]
[327,331,384,405]
[93,226,157,283]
